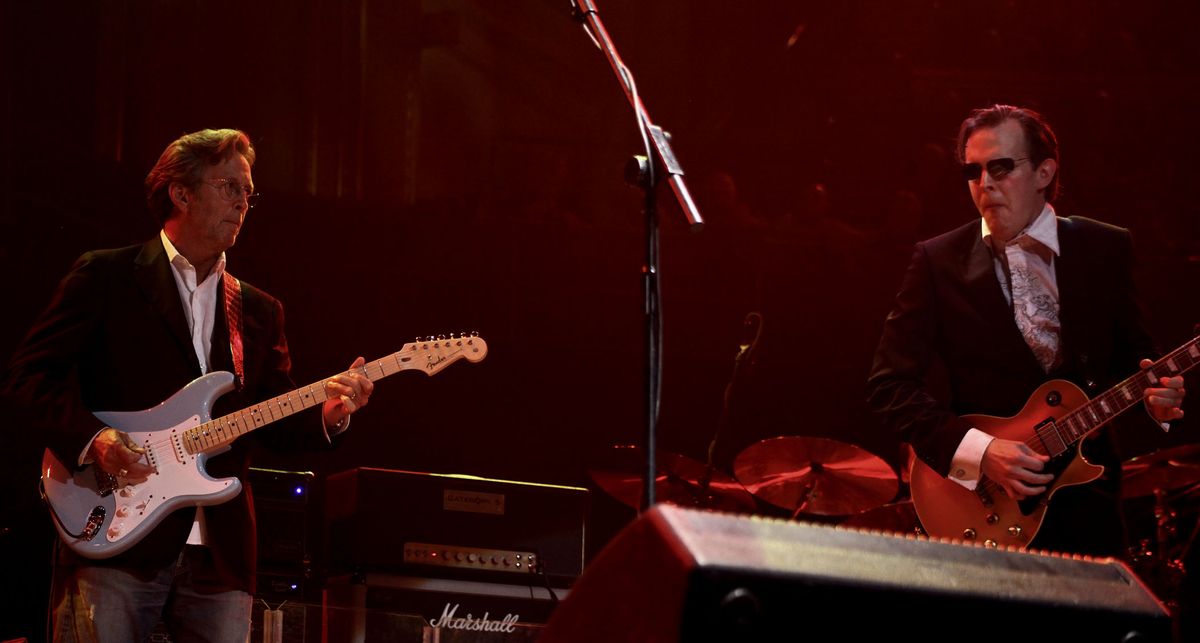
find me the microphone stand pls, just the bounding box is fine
[569,0,704,510]
[705,312,763,479]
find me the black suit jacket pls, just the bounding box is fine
[3,237,329,593]
[867,215,1156,553]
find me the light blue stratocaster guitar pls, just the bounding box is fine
[41,334,487,559]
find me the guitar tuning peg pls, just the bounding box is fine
[437,334,446,341]
[425,335,435,342]
[470,330,479,338]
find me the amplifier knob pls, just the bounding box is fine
[467,553,478,563]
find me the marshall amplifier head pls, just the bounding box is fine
[325,467,588,584]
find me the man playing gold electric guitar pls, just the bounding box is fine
[868,105,1185,558]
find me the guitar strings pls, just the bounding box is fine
[128,342,471,457]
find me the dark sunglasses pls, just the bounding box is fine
[961,156,1029,182]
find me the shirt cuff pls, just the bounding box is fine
[79,428,108,467]
[948,428,995,490]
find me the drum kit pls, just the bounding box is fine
[589,436,918,533]
[1120,443,1200,609]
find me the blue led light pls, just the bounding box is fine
[294,486,304,495]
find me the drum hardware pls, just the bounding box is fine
[1121,445,1200,611]
[589,444,756,513]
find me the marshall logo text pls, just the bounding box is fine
[428,602,519,633]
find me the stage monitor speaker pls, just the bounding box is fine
[540,505,1170,643]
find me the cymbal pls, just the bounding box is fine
[733,436,898,516]
[589,446,756,513]
[1122,444,1200,499]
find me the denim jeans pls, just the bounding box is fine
[51,544,251,643]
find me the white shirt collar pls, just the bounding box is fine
[160,229,226,281]
[980,202,1060,257]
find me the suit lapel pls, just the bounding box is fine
[134,238,202,376]
[1054,217,1084,370]
[959,228,1044,369]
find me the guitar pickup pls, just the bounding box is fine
[1033,417,1067,456]
[170,431,189,464]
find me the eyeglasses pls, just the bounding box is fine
[202,178,260,209]
[961,157,1029,182]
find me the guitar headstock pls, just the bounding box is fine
[407,332,488,375]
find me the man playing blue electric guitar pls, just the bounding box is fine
[3,129,375,641]
[868,105,1186,558]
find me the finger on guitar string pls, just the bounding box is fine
[325,357,374,410]
[89,428,155,478]
[982,438,1053,499]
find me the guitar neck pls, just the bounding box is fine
[181,336,485,454]
[1047,336,1200,453]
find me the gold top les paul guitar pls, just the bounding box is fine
[41,333,487,559]
[910,336,1197,549]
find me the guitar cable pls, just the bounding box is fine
[531,550,560,604]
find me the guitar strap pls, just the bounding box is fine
[223,272,246,391]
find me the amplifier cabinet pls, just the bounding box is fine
[325,467,588,584]
[249,467,316,573]
[325,573,559,643]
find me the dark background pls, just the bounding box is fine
[3,0,1200,638]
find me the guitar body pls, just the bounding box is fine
[910,379,1105,549]
[41,371,242,559]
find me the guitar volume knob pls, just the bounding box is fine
[1008,525,1023,538]
[962,528,977,540]
[986,513,999,524]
